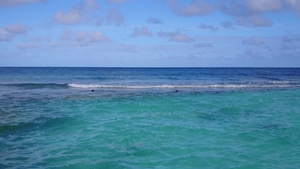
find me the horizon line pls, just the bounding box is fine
[0,66,300,68]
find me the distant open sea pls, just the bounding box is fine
[1,67,300,168]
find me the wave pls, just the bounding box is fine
[1,81,298,90]
[68,82,299,89]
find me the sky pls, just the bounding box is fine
[0,0,300,67]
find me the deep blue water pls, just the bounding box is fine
[1,67,300,89]
[0,67,300,168]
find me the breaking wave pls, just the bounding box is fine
[1,81,298,90]
[68,81,298,89]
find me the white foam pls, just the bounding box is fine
[269,81,290,84]
[68,83,194,89]
[67,83,296,89]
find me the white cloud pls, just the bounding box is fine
[168,0,213,17]
[199,23,219,32]
[84,0,100,10]
[244,0,283,12]
[90,31,108,42]
[285,0,300,17]
[5,22,27,34]
[0,22,27,41]
[53,0,100,24]
[0,29,12,41]
[53,10,82,24]
[0,0,45,7]
[75,31,88,42]
[157,30,194,43]
[147,18,163,24]
[220,0,300,27]
[236,14,272,27]
[219,1,273,27]
[106,8,124,26]
[129,26,152,38]
[74,30,110,45]
[56,29,110,46]
[244,0,300,17]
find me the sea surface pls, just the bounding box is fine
[0,67,300,169]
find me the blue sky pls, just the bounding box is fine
[0,0,300,67]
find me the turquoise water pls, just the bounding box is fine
[1,68,300,168]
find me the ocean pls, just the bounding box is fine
[0,67,300,168]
